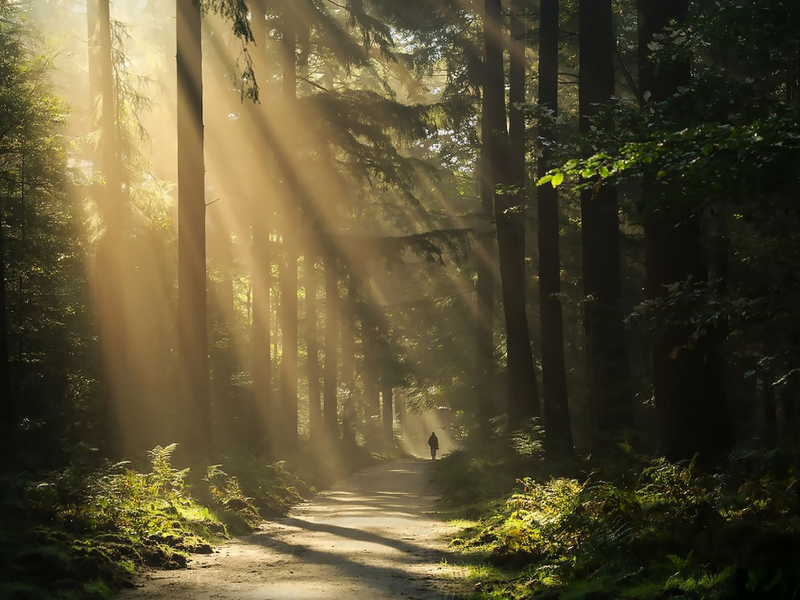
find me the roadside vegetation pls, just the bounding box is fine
[437,439,800,600]
[0,443,392,600]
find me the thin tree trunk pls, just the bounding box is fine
[306,255,321,443]
[538,0,573,457]
[476,153,494,442]
[783,371,798,438]
[763,372,777,444]
[0,205,10,435]
[485,0,540,433]
[362,307,380,445]
[382,384,393,443]
[279,12,298,452]
[579,0,634,449]
[250,0,272,454]
[177,0,210,455]
[638,0,733,459]
[323,253,339,441]
[397,389,405,439]
[297,22,320,446]
[341,271,358,445]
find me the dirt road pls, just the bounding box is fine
[119,459,464,599]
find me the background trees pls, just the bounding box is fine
[1,0,798,471]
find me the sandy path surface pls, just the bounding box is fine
[119,459,464,599]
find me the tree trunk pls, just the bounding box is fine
[279,13,298,452]
[782,371,798,438]
[763,372,777,444]
[361,307,380,445]
[382,384,393,443]
[638,0,733,459]
[476,153,494,442]
[579,0,634,449]
[484,0,540,432]
[341,270,358,445]
[0,205,10,435]
[90,0,128,458]
[538,0,573,458]
[177,0,210,456]
[323,253,339,441]
[306,255,321,444]
[250,0,272,454]
[397,389,405,439]
[297,22,320,446]
[508,0,526,281]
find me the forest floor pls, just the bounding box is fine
[117,458,465,600]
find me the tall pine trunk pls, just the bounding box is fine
[306,255,321,443]
[177,0,210,455]
[250,0,272,454]
[279,13,298,452]
[476,152,494,442]
[537,0,573,457]
[484,0,540,432]
[361,306,380,445]
[341,270,358,445]
[92,0,128,457]
[323,254,339,441]
[579,0,633,448]
[638,0,733,459]
[0,205,10,436]
[297,22,321,446]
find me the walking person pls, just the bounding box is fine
[428,431,439,460]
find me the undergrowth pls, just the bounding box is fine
[0,442,388,600]
[438,441,800,600]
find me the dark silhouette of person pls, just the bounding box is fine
[428,432,439,460]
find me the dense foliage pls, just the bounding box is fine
[438,443,800,599]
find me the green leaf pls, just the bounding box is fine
[551,172,564,188]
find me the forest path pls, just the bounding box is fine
[119,459,465,600]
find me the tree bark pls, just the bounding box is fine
[306,255,321,444]
[177,0,211,456]
[782,371,798,438]
[476,153,494,442]
[361,306,381,445]
[484,0,540,432]
[297,22,320,446]
[341,270,358,445]
[638,0,733,459]
[0,205,10,435]
[323,254,339,441]
[250,0,272,454]
[279,13,298,452]
[579,0,634,449]
[90,0,128,458]
[763,372,777,444]
[508,0,526,281]
[397,389,405,439]
[538,0,573,457]
[382,384,393,443]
